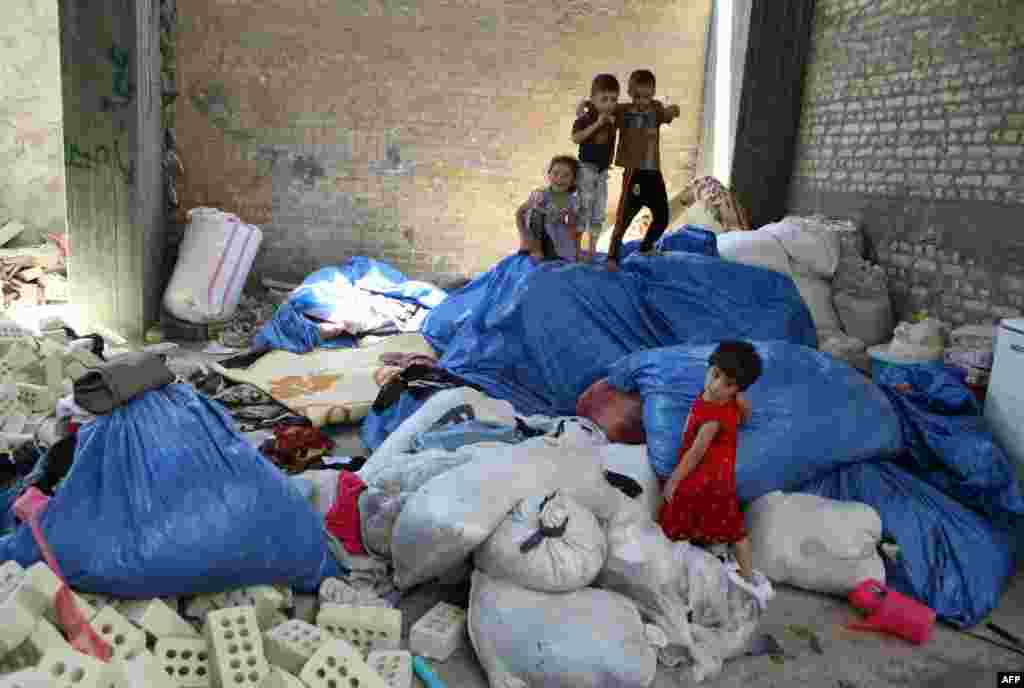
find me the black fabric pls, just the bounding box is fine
[73,352,176,414]
[34,435,76,495]
[730,0,817,228]
[604,470,643,499]
[608,169,670,261]
[573,111,615,171]
[219,348,272,369]
[62,328,106,361]
[526,205,561,261]
[372,364,477,412]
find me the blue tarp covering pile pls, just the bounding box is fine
[254,257,448,354]
[368,239,816,448]
[800,365,1024,627]
[0,386,339,597]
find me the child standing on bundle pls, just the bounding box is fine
[578,69,681,271]
[570,74,620,262]
[515,155,582,262]
[658,341,761,582]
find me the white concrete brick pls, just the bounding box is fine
[409,602,466,662]
[203,606,272,688]
[316,605,401,657]
[153,637,212,688]
[119,599,199,639]
[36,647,120,688]
[91,605,147,662]
[262,619,326,675]
[367,650,413,688]
[298,639,387,688]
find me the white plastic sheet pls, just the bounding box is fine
[597,503,762,683]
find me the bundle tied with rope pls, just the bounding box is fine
[473,490,608,593]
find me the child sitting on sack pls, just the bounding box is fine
[515,155,583,262]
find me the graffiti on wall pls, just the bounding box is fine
[101,45,134,111]
[65,137,134,186]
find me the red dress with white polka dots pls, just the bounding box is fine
[657,396,747,544]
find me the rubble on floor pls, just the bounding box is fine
[0,557,439,688]
[0,240,68,310]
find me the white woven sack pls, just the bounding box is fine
[390,432,619,590]
[468,570,657,688]
[759,220,841,279]
[474,491,607,593]
[791,273,844,342]
[163,207,262,323]
[744,491,885,595]
[833,290,893,347]
[715,231,792,276]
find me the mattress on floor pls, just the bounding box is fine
[213,332,436,426]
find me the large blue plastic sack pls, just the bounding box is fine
[607,341,903,501]
[798,460,1019,628]
[619,225,719,260]
[875,364,1024,531]
[255,258,447,354]
[0,385,339,597]
[421,254,537,356]
[435,253,816,418]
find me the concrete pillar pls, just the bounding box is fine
[59,0,164,344]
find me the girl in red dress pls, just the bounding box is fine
[658,341,762,582]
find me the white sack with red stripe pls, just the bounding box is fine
[163,207,263,324]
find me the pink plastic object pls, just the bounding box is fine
[13,488,50,522]
[847,579,936,645]
[18,491,113,661]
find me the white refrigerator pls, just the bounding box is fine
[986,318,1024,483]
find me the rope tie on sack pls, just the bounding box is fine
[519,492,570,553]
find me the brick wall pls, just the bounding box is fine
[789,0,1024,325]
[0,0,66,245]
[175,0,711,283]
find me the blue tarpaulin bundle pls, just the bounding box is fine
[433,252,815,417]
[606,341,904,499]
[795,365,1024,628]
[367,247,815,449]
[0,385,339,597]
[254,257,448,354]
[421,226,720,357]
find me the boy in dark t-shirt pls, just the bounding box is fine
[571,74,620,263]
[579,69,681,270]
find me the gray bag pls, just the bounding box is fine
[73,352,176,414]
[468,570,657,688]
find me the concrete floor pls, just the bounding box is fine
[401,566,1024,688]
[165,343,1024,688]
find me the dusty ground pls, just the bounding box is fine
[398,566,1024,688]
